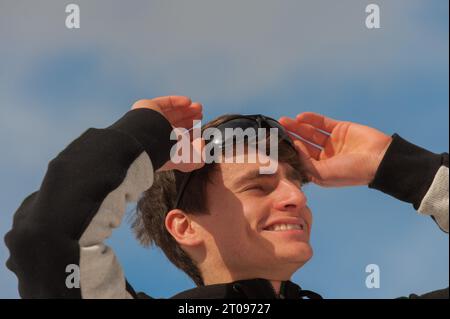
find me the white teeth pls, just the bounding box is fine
[266,223,303,231]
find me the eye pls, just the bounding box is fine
[247,185,264,191]
[244,184,271,194]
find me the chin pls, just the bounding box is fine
[264,246,313,279]
[281,242,313,264]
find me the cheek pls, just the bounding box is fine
[206,190,269,241]
[211,200,264,245]
[241,203,275,246]
[242,193,272,216]
[202,205,252,243]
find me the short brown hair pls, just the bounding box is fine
[132,114,306,286]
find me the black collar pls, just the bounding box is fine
[170,278,322,299]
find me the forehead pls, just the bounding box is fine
[208,147,303,188]
[221,149,274,173]
[216,160,294,186]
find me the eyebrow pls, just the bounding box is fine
[231,169,270,189]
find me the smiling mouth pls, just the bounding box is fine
[264,223,305,232]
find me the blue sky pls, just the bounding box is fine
[0,0,448,298]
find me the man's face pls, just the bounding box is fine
[193,152,313,282]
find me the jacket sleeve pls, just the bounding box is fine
[4,108,176,299]
[368,133,449,299]
[369,133,448,233]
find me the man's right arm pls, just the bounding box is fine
[4,108,176,298]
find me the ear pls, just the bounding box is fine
[165,209,203,247]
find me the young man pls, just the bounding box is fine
[5,96,448,299]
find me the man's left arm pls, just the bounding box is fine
[279,112,448,233]
[369,133,448,233]
[279,113,448,299]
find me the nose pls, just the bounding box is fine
[272,179,307,212]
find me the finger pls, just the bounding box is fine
[280,117,329,147]
[292,138,314,159]
[174,137,206,173]
[296,112,339,134]
[279,117,301,135]
[185,102,203,120]
[291,135,321,160]
[296,123,329,147]
[165,100,203,118]
[190,101,203,112]
[167,101,203,126]
[187,118,203,141]
[152,96,192,112]
[176,161,205,173]
[174,111,203,129]
[290,140,322,183]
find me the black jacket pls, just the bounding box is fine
[4,109,449,299]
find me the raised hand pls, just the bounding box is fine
[132,96,204,172]
[279,112,392,187]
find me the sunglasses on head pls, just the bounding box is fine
[206,114,295,150]
[173,114,296,209]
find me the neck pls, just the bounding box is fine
[270,280,282,295]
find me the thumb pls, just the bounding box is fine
[158,137,205,173]
[177,137,205,172]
